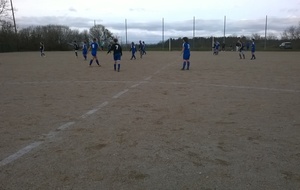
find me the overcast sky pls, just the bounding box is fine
[12,0,300,43]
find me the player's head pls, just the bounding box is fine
[183,37,188,43]
[252,38,255,42]
[113,38,118,43]
[93,38,96,42]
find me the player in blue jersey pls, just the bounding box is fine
[181,37,191,70]
[130,42,136,60]
[82,41,88,60]
[88,38,100,66]
[39,42,45,57]
[213,41,220,55]
[237,38,245,59]
[107,38,123,72]
[250,39,256,60]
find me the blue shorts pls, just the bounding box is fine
[91,51,97,57]
[183,53,190,60]
[114,54,121,61]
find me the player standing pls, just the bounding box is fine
[88,38,101,66]
[142,41,147,55]
[73,40,79,58]
[237,38,245,59]
[39,42,45,57]
[82,41,88,60]
[107,38,123,72]
[130,42,136,60]
[250,39,256,60]
[181,37,191,70]
[138,40,144,58]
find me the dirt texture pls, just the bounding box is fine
[0,51,300,190]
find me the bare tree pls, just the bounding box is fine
[281,23,300,40]
[89,24,114,48]
[0,0,9,19]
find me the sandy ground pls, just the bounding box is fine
[0,50,300,190]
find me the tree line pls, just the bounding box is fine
[1,0,300,52]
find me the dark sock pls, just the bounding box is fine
[89,60,93,65]
[118,64,120,71]
[187,62,190,69]
[114,64,116,70]
[182,62,186,69]
[96,60,99,65]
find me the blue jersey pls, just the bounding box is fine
[82,44,87,54]
[182,42,190,60]
[183,42,190,55]
[90,42,98,56]
[130,44,136,53]
[251,42,256,52]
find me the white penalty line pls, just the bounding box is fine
[0,64,174,167]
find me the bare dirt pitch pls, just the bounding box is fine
[0,50,300,190]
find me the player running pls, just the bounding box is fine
[73,40,79,58]
[130,42,136,60]
[107,38,123,72]
[82,41,88,60]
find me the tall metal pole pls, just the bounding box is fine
[193,16,195,48]
[125,19,128,47]
[10,0,17,33]
[223,16,226,44]
[162,18,164,50]
[264,15,267,50]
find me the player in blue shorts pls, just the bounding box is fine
[181,37,190,70]
[250,39,256,60]
[88,38,100,66]
[130,42,136,60]
[107,38,123,72]
[82,41,88,60]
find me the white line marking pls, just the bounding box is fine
[113,89,129,99]
[80,101,109,119]
[144,76,152,81]
[57,121,75,131]
[0,141,43,167]
[0,62,175,167]
[205,84,300,93]
[131,83,141,88]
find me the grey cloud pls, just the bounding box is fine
[69,7,77,12]
[15,16,300,43]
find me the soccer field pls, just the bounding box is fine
[0,51,300,189]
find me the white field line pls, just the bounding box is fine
[0,63,176,167]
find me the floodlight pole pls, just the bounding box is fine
[223,16,226,44]
[162,18,164,50]
[10,0,17,33]
[264,15,267,50]
[193,16,195,48]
